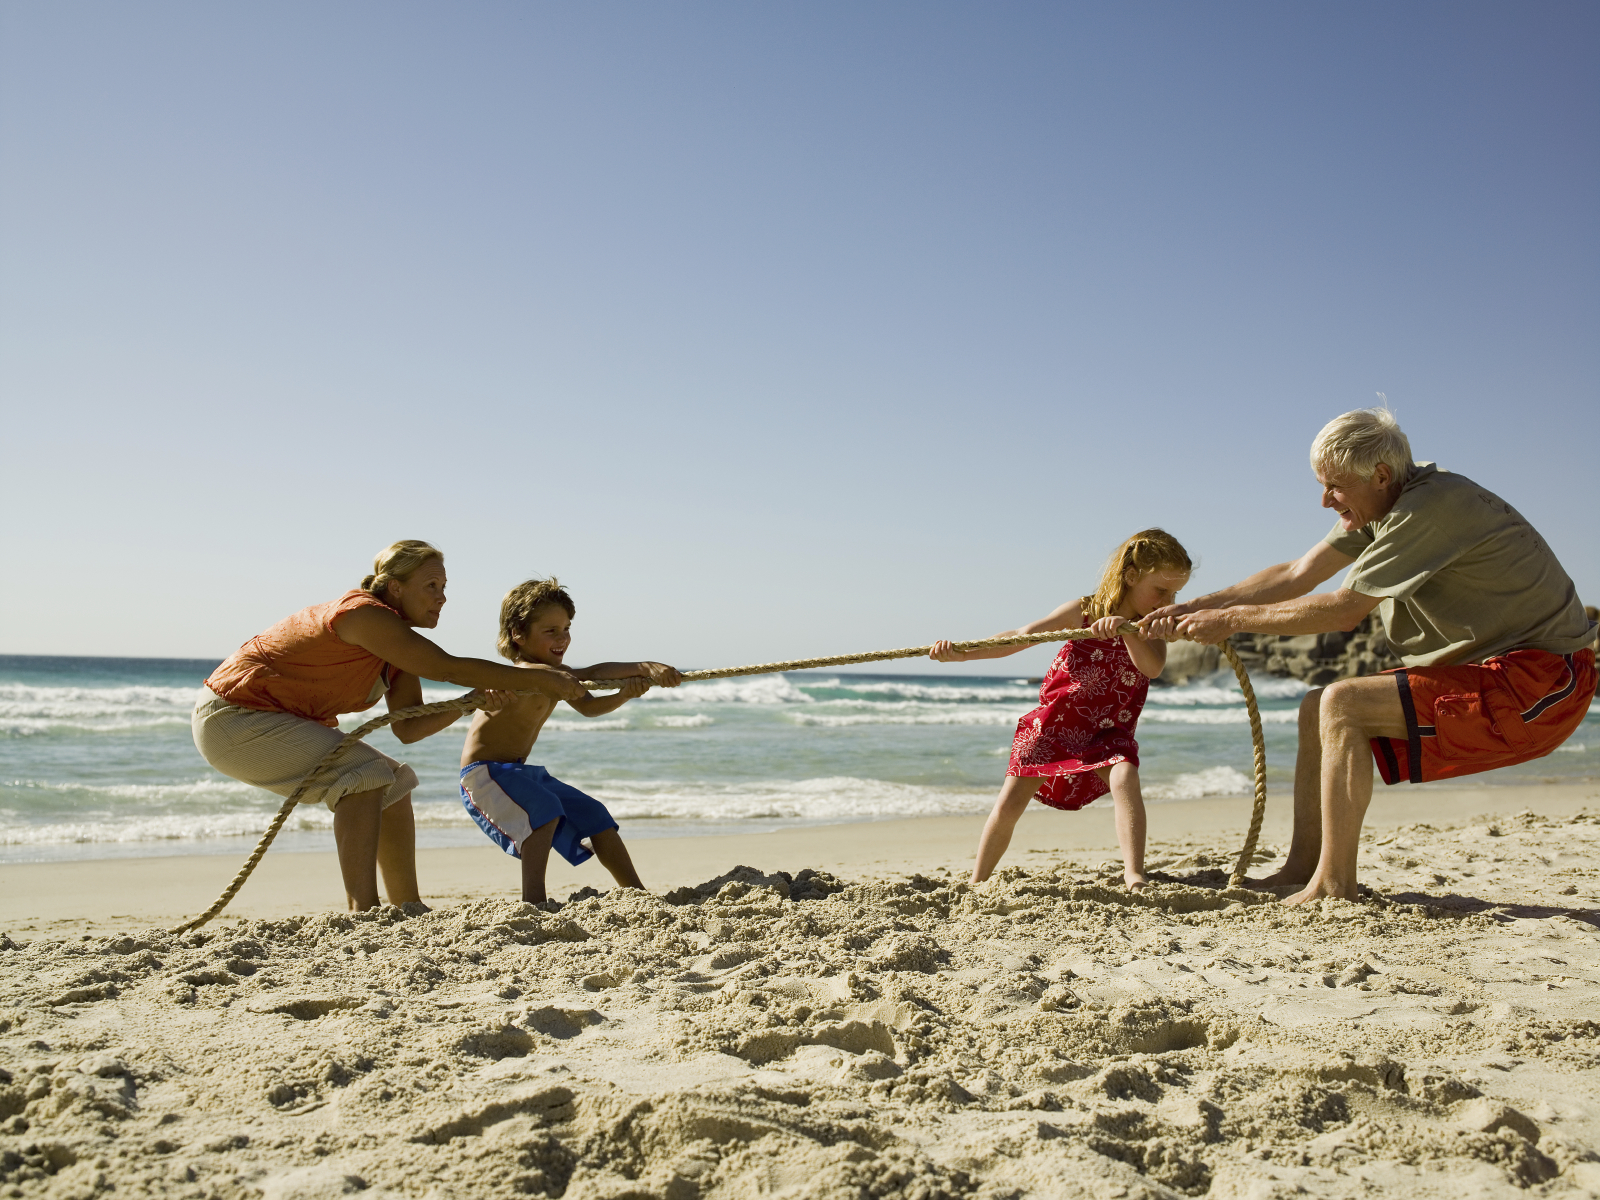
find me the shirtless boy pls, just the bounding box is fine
[459,578,682,903]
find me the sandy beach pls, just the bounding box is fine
[4,782,1599,1198]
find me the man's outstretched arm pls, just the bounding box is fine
[1141,540,1355,634]
[1163,588,1381,645]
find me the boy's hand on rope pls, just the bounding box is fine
[466,688,519,713]
[641,662,683,688]
[928,640,964,663]
[536,670,589,703]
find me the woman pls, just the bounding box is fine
[193,540,585,911]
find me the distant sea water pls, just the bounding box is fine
[2,654,1595,864]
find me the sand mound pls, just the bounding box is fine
[3,810,1599,1198]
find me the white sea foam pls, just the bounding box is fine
[5,778,264,803]
[544,718,631,733]
[583,776,994,822]
[1139,708,1297,725]
[1149,672,1311,705]
[802,679,1040,703]
[2,716,194,736]
[788,710,1022,728]
[1554,743,1585,753]
[802,698,1029,715]
[0,683,204,735]
[633,676,813,705]
[0,808,335,846]
[651,714,714,729]
[1144,765,1255,801]
[0,683,202,714]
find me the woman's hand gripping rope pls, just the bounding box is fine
[171,625,1269,932]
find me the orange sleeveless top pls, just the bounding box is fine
[205,591,406,726]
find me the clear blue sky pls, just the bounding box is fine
[2,2,1594,674]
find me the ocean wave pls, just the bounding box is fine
[1138,708,1298,726]
[633,676,813,705]
[1553,742,1585,753]
[798,679,1041,703]
[543,718,631,733]
[1149,672,1310,706]
[582,775,995,822]
[2,716,197,737]
[0,683,205,736]
[801,697,1029,716]
[651,714,714,729]
[1144,765,1255,801]
[0,809,334,846]
[0,683,203,712]
[788,710,1021,728]
[3,777,264,803]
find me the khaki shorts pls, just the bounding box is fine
[192,690,417,813]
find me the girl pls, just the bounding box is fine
[930,528,1192,889]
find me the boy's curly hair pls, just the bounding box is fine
[497,578,576,661]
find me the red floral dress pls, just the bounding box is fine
[1008,618,1149,811]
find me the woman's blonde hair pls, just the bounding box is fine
[498,578,576,660]
[1309,407,1415,483]
[361,540,444,603]
[1083,529,1193,621]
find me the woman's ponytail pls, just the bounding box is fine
[361,541,443,603]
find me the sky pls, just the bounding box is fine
[2,2,1595,675]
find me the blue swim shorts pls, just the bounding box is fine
[458,760,618,865]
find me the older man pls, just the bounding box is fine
[1142,409,1595,905]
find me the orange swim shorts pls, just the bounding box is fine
[1372,648,1595,785]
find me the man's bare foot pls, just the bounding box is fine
[1280,876,1358,906]
[1125,872,1149,891]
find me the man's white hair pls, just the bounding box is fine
[1310,408,1415,483]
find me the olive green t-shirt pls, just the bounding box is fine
[1324,463,1595,667]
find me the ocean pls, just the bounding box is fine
[2,653,1595,864]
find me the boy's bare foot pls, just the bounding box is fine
[1124,872,1149,891]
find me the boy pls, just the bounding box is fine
[459,578,682,903]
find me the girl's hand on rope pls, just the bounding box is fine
[928,640,965,663]
[1089,615,1136,639]
[1138,602,1199,640]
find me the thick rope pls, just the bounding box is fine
[1221,640,1269,887]
[172,625,1269,931]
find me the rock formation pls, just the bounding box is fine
[1160,613,1399,687]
